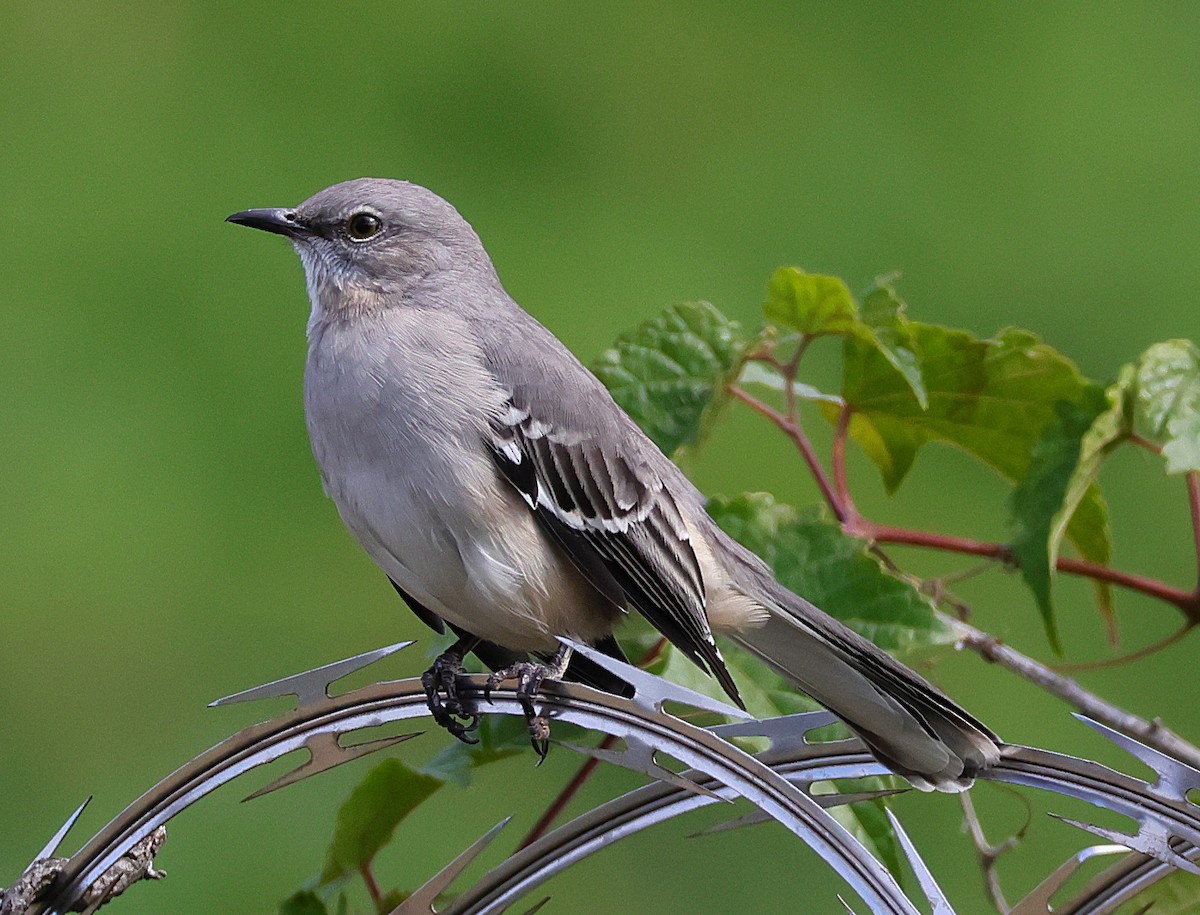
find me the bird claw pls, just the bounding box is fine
[529,715,551,763]
[485,661,556,762]
[422,649,480,745]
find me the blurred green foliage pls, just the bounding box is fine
[4,3,1200,912]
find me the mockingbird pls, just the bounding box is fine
[227,178,1001,791]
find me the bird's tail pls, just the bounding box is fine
[729,574,1001,792]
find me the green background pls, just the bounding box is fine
[3,4,1198,912]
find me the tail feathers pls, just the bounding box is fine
[732,581,1001,792]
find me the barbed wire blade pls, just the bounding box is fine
[558,736,729,803]
[521,898,550,914]
[710,710,842,753]
[559,638,751,721]
[209,641,415,710]
[886,809,953,915]
[243,730,423,801]
[1050,813,1200,875]
[1059,841,1199,913]
[32,798,91,862]
[1008,844,1129,914]
[390,818,512,914]
[2,801,93,915]
[1073,714,1200,803]
[693,785,907,837]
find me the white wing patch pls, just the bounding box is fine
[486,394,745,706]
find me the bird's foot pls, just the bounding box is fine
[484,661,554,760]
[484,645,573,762]
[421,645,480,745]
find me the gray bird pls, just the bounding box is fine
[227,178,1001,791]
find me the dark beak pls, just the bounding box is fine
[225,207,310,238]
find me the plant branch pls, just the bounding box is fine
[950,616,1200,771]
[733,366,1200,620]
[360,861,383,912]
[959,790,1022,913]
[831,404,859,522]
[1188,471,1200,584]
[518,638,669,851]
[1129,431,1163,454]
[518,738,613,851]
[729,385,847,521]
[853,520,1200,618]
[1051,621,1196,673]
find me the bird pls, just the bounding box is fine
[227,178,1001,791]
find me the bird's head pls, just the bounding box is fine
[227,178,493,319]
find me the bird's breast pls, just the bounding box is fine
[300,311,619,650]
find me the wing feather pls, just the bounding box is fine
[487,399,741,704]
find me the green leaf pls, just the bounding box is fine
[1049,367,1132,638]
[764,268,866,338]
[1123,865,1200,915]
[320,759,444,884]
[707,493,953,653]
[1051,369,1133,557]
[762,270,926,406]
[1008,389,1108,652]
[1136,339,1200,473]
[836,324,1095,491]
[737,361,844,406]
[279,891,330,915]
[592,301,749,456]
[1064,485,1116,639]
[827,779,905,880]
[419,715,531,788]
[860,279,928,409]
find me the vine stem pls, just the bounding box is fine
[1051,621,1196,673]
[950,616,1200,771]
[518,638,669,850]
[360,861,383,911]
[517,739,613,851]
[732,379,1200,622]
[858,521,1199,617]
[1188,471,1200,582]
[832,404,858,522]
[728,385,847,521]
[959,790,1023,913]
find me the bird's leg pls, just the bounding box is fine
[484,643,574,761]
[421,637,481,745]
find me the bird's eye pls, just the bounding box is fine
[346,211,383,241]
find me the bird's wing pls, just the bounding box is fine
[487,398,742,704]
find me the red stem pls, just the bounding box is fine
[858,520,1199,617]
[731,380,1200,621]
[517,738,613,851]
[1130,432,1163,454]
[832,404,858,523]
[1188,471,1200,584]
[1052,620,1196,673]
[517,637,669,851]
[728,385,847,521]
[360,861,383,911]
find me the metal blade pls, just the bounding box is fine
[886,809,954,915]
[559,638,751,720]
[209,641,414,709]
[390,818,511,914]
